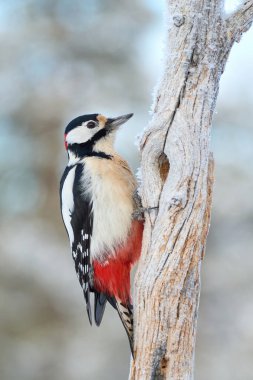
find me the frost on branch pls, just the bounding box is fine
[226,0,253,42]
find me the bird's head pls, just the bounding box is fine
[64,113,133,155]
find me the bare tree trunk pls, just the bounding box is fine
[130,1,253,379]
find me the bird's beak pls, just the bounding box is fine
[105,113,133,130]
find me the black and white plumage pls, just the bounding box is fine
[63,163,93,322]
[60,113,144,354]
[60,160,104,325]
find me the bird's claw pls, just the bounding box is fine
[132,206,158,220]
[132,189,158,220]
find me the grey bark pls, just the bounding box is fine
[129,1,253,379]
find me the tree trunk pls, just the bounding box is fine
[130,1,253,379]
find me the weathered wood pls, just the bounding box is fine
[226,0,253,42]
[129,1,253,379]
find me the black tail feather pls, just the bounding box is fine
[84,290,92,325]
[84,290,134,355]
[94,292,107,326]
[106,295,117,309]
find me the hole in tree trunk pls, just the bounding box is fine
[158,153,170,184]
[160,356,168,376]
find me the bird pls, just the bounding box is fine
[60,113,144,354]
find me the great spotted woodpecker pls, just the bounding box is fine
[60,113,143,353]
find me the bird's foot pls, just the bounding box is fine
[132,189,158,220]
[132,206,158,220]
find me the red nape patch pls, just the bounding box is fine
[93,220,144,303]
[64,133,68,150]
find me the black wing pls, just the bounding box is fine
[71,163,108,326]
[71,163,94,324]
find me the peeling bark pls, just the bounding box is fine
[129,1,253,379]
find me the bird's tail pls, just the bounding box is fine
[94,291,107,326]
[114,298,134,356]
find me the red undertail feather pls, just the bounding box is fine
[93,220,144,304]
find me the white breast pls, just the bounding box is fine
[82,157,135,261]
[61,166,77,245]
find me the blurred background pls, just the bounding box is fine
[0,1,252,379]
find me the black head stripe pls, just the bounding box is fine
[65,114,114,160]
[68,143,112,160]
[65,114,99,134]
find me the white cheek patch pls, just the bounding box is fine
[67,124,100,145]
[67,126,93,144]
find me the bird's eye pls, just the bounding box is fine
[86,121,96,129]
